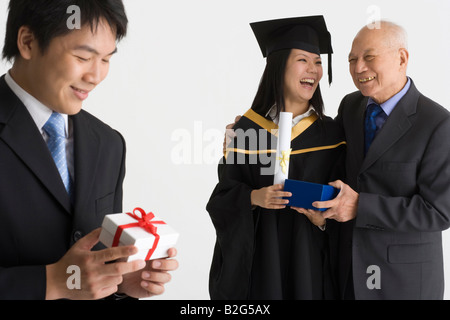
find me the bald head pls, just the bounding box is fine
[356,20,408,51]
[348,21,410,103]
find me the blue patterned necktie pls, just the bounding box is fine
[43,112,72,196]
[364,103,386,155]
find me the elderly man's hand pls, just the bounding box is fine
[223,115,241,154]
[313,180,359,222]
[291,207,326,228]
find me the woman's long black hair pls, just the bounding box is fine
[250,49,324,120]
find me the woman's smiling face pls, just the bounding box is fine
[283,48,323,106]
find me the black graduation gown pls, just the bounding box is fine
[206,108,346,300]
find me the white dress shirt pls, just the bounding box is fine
[266,104,316,126]
[5,71,75,182]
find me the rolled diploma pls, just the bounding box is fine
[273,112,292,185]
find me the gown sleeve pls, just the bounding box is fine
[206,151,258,299]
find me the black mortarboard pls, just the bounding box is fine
[250,15,333,84]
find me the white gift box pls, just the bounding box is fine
[99,209,179,261]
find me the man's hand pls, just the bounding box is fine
[119,248,179,298]
[251,184,291,209]
[313,180,359,222]
[45,228,146,300]
[223,115,241,154]
[291,207,326,228]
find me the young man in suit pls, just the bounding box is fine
[312,21,450,299]
[0,0,177,300]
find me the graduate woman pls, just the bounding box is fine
[206,16,346,299]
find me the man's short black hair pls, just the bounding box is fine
[2,0,128,62]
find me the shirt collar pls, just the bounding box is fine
[5,70,69,137]
[266,104,316,126]
[367,77,411,117]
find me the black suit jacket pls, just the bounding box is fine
[0,75,126,299]
[336,79,450,299]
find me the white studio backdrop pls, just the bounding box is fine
[1,0,449,300]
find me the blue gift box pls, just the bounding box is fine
[283,179,339,211]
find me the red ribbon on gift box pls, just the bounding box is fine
[112,207,166,260]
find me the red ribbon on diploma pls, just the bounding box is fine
[112,207,166,260]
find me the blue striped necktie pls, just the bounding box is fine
[43,112,72,196]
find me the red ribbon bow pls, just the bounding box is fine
[112,207,166,261]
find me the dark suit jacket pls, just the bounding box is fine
[336,79,450,299]
[0,75,126,299]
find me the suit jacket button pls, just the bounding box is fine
[73,231,83,242]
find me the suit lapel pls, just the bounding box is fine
[347,96,367,175]
[0,77,72,213]
[72,111,100,213]
[360,80,419,173]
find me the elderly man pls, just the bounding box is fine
[312,21,450,299]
